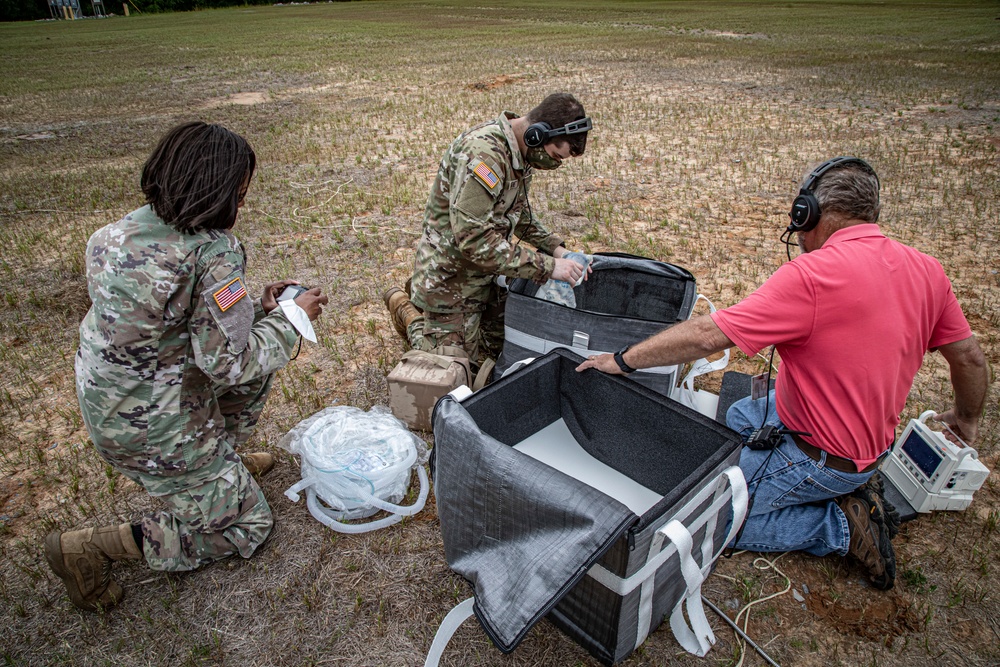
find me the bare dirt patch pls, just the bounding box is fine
[466,73,527,91]
[203,91,270,108]
[807,591,921,641]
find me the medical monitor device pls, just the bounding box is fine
[880,410,989,514]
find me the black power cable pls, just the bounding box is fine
[724,346,811,557]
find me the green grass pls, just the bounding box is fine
[2,2,998,100]
[0,1,998,666]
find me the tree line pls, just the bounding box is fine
[2,0,341,22]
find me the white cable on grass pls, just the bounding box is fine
[702,596,781,667]
[290,178,354,216]
[715,551,792,667]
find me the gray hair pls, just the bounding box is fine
[808,161,881,224]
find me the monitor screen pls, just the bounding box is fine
[901,429,942,479]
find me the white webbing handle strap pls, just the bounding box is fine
[633,467,748,649]
[720,466,749,553]
[663,467,747,656]
[588,467,747,596]
[675,294,729,410]
[424,597,476,667]
[663,520,716,656]
[631,467,746,649]
[634,522,667,645]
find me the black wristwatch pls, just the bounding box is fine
[614,345,637,374]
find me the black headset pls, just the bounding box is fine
[523,116,593,148]
[787,156,879,233]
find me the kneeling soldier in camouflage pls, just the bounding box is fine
[46,122,328,611]
[384,92,592,372]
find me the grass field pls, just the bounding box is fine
[1,1,998,665]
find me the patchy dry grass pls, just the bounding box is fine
[1,1,998,665]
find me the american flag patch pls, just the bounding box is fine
[213,277,247,312]
[473,161,499,190]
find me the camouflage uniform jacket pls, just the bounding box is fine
[411,111,564,314]
[75,205,298,495]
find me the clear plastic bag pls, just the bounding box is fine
[280,406,430,533]
[534,252,592,308]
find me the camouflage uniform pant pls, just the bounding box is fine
[406,286,506,370]
[137,375,275,572]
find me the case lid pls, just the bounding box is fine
[509,252,697,324]
[432,396,636,653]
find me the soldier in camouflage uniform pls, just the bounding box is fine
[384,93,592,369]
[45,122,328,611]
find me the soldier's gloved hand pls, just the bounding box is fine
[552,257,586,285]
[294,287,329,322]
[262,279,301,314]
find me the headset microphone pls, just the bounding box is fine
[779,228,798,261]
[523,116,593,148]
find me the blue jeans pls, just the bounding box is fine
[726,391,873,556]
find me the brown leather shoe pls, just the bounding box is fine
[45,524,141,611]
[382,287,422,340]
[240,452,275,476]
[838,495,896,590]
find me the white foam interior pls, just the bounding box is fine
[513,418,663,515]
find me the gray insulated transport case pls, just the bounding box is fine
[494,253,698,397]
[428,349,748,665]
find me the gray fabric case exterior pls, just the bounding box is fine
[549,454,739,664]
[432,349,743,664]
[495,254,697,396]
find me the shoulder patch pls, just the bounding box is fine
[213,277,247,312]
[472,161,500,191]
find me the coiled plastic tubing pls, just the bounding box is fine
[280,405,429,533]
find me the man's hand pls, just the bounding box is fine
[552,257,586,284]
[261,280,301,314]
[936,336,989,447]
[575,353,624,375]
[294,287,329,322]
[575,316,733,377]
[933,409,978,445]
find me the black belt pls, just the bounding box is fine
[791,434,885,474]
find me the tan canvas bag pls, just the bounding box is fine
[387,346,472,431]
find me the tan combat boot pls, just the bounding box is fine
[45,523,142,611]
[382,286,422,340]
[837,495,896,590]
[239,451,275,476]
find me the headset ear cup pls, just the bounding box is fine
[789,191,821,232]
[523,122,551,148]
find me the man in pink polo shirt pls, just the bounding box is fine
[577,157,988,590]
